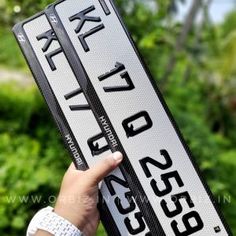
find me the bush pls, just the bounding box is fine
[0,28,27,69]
[0,82,70,235]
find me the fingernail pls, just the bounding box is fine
[113,152,123,162]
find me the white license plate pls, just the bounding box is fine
[13,12,151,236]
[13,0,232,235]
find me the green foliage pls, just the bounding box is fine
[215,150,236,230]
[0,0,54,25]
[0,28,27,69]
[0,83,70,235]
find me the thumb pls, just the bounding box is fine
[85,152,123,186]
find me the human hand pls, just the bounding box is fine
[54,152,123,236]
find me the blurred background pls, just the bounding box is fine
[0,0,236,235]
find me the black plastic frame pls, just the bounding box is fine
[12,12,121,236]
[45,0,232,235]
[45,2,165,235]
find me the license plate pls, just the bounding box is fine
[13,12,151,236]
[13,0,232,235]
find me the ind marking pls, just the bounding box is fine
[69,5,105,52]
[214,226,221,233]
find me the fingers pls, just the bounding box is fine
[66,162,84,176]
[67,162,77,171]
[85,152,123,186]
[67,162,85,174]
[66,152,123,186]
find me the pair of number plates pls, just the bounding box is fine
[13,0,232,235]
